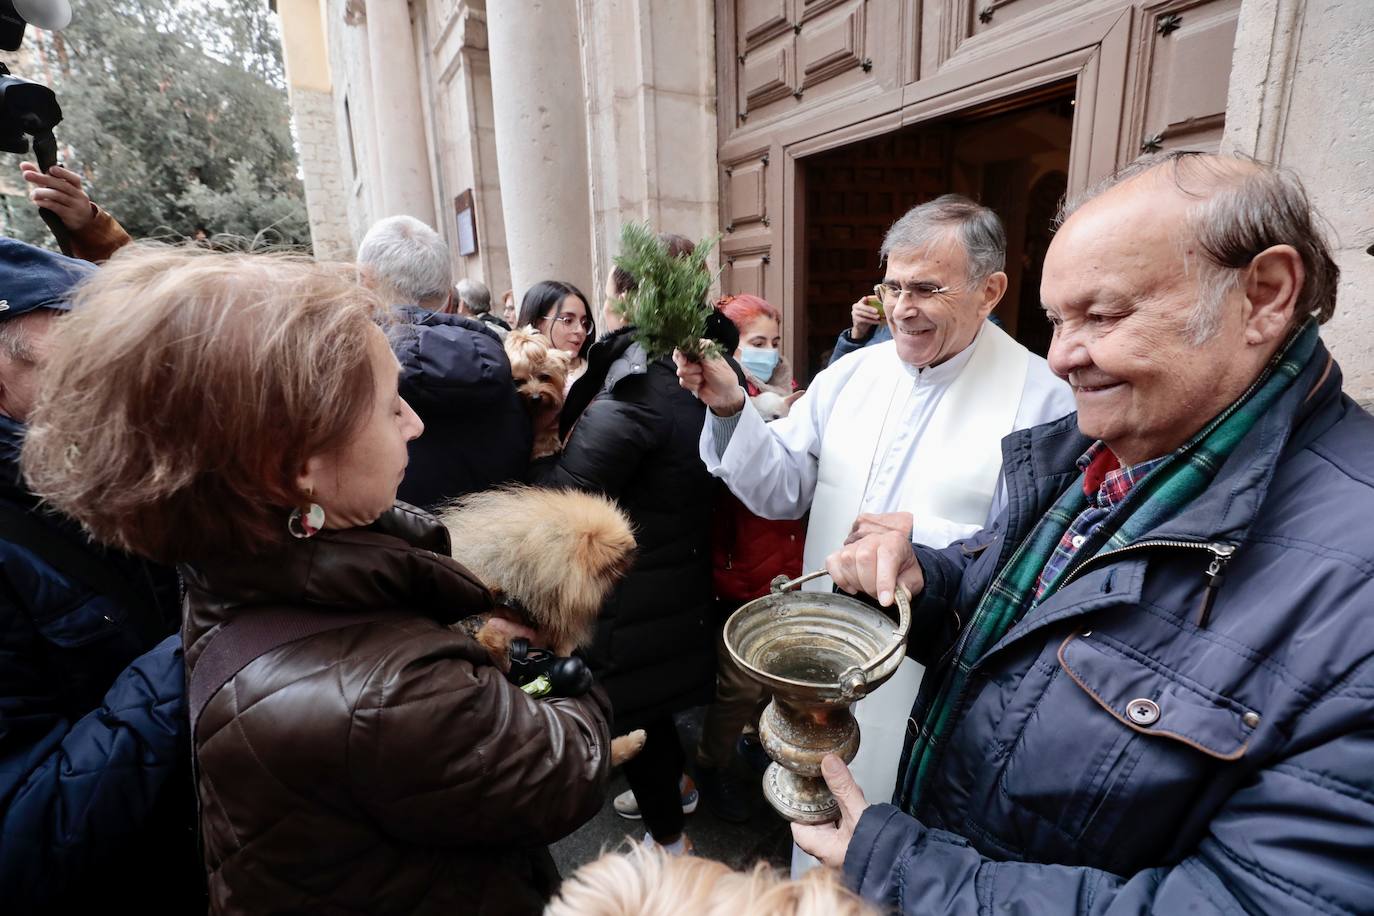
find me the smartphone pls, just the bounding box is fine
[867,289,885,320]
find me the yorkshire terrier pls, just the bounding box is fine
[439,485,646,765]
[505,327,571,459]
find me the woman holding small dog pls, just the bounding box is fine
[23,247,611,915]
[518,279,595,394]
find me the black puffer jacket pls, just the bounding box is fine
[388,306,531,509]
[534,328,715,730]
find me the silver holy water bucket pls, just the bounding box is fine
[723,570,911,824]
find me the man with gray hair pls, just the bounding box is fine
[454,277,510,338]
[676,193,1074,819]
[802,152,1373,914]
[828,195,1006,364]
[358,215,455,311]
[357,216,530,507]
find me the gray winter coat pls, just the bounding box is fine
[846,339,1374,914]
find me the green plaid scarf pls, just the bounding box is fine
[898,320,1320,814]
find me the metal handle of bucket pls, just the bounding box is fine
[771,571,912,695]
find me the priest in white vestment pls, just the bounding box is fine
[675,195,1075,869]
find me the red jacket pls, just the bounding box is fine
[712,488,804,602]
[712,374,805,602]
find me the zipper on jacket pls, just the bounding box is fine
[1057,538,1239,627]
[1195,542,1237,627]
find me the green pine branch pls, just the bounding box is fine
[612,223,722,361]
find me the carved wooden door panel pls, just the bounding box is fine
[719,146,778,303]
[727,0,902,138]
[1127,0,1243,156]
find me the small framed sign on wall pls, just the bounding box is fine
[454,189,478,256]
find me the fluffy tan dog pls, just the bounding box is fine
[439,486,645,763]
[505,327,571,459]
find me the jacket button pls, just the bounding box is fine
[1242,711,1261,728]
[1126,698,1160,726]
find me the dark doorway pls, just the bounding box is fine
[798,86,1075,382]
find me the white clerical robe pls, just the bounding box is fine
[699,322,1074,876]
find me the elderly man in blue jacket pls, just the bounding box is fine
[357,216,531,508]
[0,240,199,912]
[801,152,1374,914]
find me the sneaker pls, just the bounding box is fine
[641,831,696,856]
[694,764,752,824]
[613,775,699,820]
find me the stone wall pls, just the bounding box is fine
[325,0,386,248]
[578,0,720,296]
[289,86,354,260]
[418,0,512,293]
[1225,0,1374,404]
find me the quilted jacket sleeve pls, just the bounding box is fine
[348,626,611,848]
[827,327,871,366]
[392,316,514,416]
[845,669,1374,915]
[0,621,185,905]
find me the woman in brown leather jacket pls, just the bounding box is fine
[22,246,610,915]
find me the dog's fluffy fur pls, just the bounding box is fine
[439,485,635,653]
[752,389,805,422]
[610,729,646,767]
[505,327,571,459]
[441,486,645,765]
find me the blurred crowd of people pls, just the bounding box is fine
[2,147,1372,916]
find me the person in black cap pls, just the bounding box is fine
[0,238,203,912]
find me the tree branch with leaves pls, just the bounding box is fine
[612,222,722,361]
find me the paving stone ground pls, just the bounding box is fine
[550,708,794,876]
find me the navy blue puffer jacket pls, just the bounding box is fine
[845,339,1374,914]
[388,306,531,509]
[0,415,200,913]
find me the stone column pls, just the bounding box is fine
[363,0,436,225]
[276,0,353,259]
[486,0,594,299]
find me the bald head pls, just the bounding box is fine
[1040,152,1326,465]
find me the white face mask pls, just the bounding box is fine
[739,345,780,381]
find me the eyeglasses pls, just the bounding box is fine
[544,313,595,334]
[874,280,954,304]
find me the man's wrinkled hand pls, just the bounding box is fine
[20,162,96,231]
[844,511,913,545]
[826,530,924,607]
[792,754,869,868]
[674,346,746,417]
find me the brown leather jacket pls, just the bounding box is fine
[181,505,610,915]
